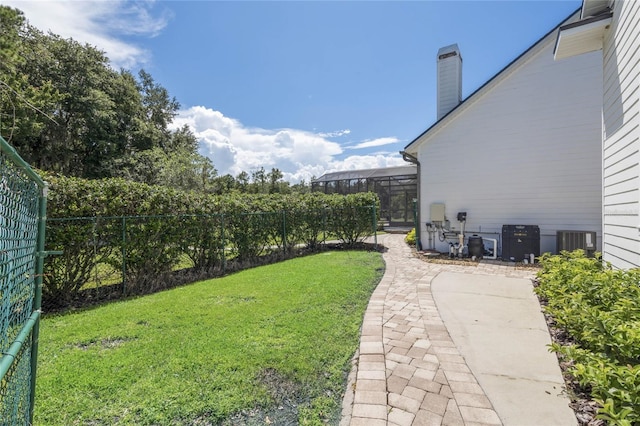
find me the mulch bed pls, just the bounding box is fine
[414,250,541,270]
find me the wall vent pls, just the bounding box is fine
[556,231,597,257]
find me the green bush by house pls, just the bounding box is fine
[535,251,640,425]
[404,228,416,246]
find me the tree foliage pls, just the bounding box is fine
[0,5,314,194]
[0,7,60,146]
[0,6,211,187]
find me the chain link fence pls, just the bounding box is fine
[0,132,379,422]
[44,205,378,312]
[0,136,47,425]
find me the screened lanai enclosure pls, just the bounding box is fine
[312,165,418,227]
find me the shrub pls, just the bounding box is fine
[44,217,116,305]
[324,193,379,245]
[535,251,640,424]
[404,228,416,246]
[39,173,380,309]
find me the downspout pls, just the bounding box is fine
[400,151,421,250]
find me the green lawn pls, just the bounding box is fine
[35,251,384,425]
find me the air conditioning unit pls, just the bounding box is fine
[556,231,597,257]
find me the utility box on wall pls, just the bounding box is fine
[502,225,540,262]
[430,203,446,222]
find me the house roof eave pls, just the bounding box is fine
[553,11,612,60]
[581,0,611,19]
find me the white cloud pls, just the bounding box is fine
[171,106,405,183]
[4,0,171,68]
[317,129,351,138]
[349,137,400,150]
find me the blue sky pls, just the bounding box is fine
[4,0,581,182]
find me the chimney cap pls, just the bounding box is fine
[437,43,461,60]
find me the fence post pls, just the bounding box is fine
[282,210,286,254]
[92,217,98,289]
[221,213,226,275]
[322,208,327,246]
[28,182,48,424]
[371,204,377,250]
[121,216,127,295]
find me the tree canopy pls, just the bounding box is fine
[0,6,309,194]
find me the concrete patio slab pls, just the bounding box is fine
[431,272,576,426]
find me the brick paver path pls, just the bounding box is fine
[340,233,535,426]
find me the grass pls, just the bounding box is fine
[35,250,384,425]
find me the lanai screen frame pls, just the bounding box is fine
[311,166,417,227]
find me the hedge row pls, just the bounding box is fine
[535,251,640,425]
[43,175,380,311]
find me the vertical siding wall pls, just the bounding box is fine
[417,37,603,255]
[602,0,640,269]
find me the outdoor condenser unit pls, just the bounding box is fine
[556,231,597,257]
[502,225,540,262]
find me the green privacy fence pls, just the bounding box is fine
[0,136,47,425]
[44,205,378,312]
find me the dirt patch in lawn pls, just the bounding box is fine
[218,368,304,425]
[71,336,137,351]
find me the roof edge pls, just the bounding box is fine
[312,164,417,183]
[404,6,582,154]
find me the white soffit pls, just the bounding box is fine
[554,12,612,60]
[581,0,611,19]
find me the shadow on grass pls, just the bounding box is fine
[44,241,387,316]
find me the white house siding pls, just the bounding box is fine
[414,35,603,256]
[601,0,640,269]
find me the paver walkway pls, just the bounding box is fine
[339,233,556,426]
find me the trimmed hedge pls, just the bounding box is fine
[42,174,380,310]
[535,251,640,425]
